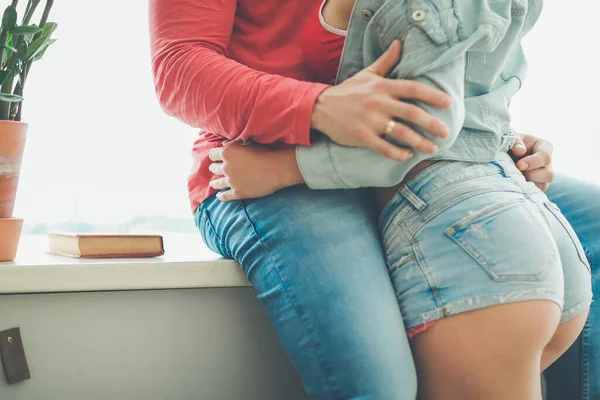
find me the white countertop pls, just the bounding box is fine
[0,235,250,294]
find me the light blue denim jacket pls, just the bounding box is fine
[297,0,543,189]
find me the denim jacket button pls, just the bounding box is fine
[361,10,373,21]
[411,10,427,22]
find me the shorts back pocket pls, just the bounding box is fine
[445,198,558,282]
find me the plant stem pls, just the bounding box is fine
[39,0,51,26]
[20,0,39,29]
[12,75,23,121]
[21,0,40,25]
[14,0,52,121]
[0,32,8,70]
[0,0,39,120]
[0,0,19,83]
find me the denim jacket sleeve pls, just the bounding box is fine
[297,0,512,189]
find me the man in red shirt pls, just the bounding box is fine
[150,1,599,399]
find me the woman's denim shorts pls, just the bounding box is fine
[379,153,592,330]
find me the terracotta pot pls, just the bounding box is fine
[0,218,23,262]
[0,121,28,219]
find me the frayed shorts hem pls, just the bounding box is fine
[403,289,565,329]
[561,296,593,323]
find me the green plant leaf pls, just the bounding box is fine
[32,39,56,61]
[22,25,41,43]
[1,6,17,31]
[24,35,48,61]
[9,25,42,36]
[42,22,58,36]
[16,42,27,62]
[0,70,8,85]
[0,93,23,103]
[2,68,17,81]
[23,33,39,43]
[2,35,13,66]
[0,44,17,53]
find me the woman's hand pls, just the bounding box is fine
[311,40,453,162]
[509,133,555,192]
[208,142,304,202]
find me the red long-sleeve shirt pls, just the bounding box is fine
[149,0,329,210]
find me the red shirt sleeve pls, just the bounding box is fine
[149,0,329,146]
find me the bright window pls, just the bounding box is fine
[14,0,599,233]
[511,0,600,182]
[16,1,197,233]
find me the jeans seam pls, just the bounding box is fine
[405,222,446,313]
[239,200,341,399]
[583,244,595,270]
[582,317,590,400]
[544,202,591,272]
[199,207,230,257]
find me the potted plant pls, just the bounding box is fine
[0,0,56,261]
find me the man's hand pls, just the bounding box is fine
[509,133,555,192]
[208,142,304,202]
[311,40,453,162]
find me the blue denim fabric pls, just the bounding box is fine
[197,187,417,400]
[197,173,599,399]
[297,0,543,189]
[380,155,591,330]
[545,175,600,400]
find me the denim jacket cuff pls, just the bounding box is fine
[296,140,348,189]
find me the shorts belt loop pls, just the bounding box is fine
[400,186,427,211]
[490,161,508,177]
[492,153,512,178]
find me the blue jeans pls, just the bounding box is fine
[545,175,600,400]
[197,174,598,400]
[197,187,417,399]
